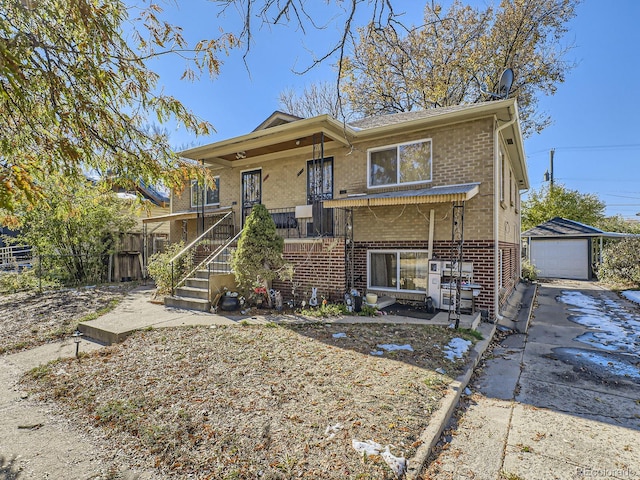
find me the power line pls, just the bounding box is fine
[527,143,640,156]
[555,144,640,151]
[600,193,640,200]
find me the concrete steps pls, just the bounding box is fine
[165,270,212,312]
[164,295,211,312]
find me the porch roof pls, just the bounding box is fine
[323,182,480,208]
[141,206,232,224]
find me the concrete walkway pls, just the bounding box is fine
[78,285,481,345]
[0,338,156,479]
[423,279,640,479]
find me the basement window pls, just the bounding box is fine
[368,250,429,292]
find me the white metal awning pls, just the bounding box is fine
[324,183,480,208]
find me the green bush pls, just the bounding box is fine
[521,259,538,282]
[0,268,60,294]
[146,242,193,296]
[597,238,640,287]
[230,204,292,306]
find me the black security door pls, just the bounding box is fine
[307,157,333,236]
[241,169,262,225]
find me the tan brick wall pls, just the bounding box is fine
[171,187,191,213]
[340,118,496,242]
[497,138,523,305]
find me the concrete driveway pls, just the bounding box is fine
[422,279,640,479]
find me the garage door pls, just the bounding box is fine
[530,239,589,280]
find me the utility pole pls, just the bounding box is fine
[549,148,554,187]
[544,148,555,186]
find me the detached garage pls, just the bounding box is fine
[522,217,625,280]
[530,238,589,279]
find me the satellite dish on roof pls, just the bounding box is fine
[484,68,514,100]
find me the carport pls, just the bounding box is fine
[522,217,628,280]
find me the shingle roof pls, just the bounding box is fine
[522,217,606,237]
[347,102,496,130]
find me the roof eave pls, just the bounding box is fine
[503,101,529,190]
[352,99,515,138]
[180,115,355,163]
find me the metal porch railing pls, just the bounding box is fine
[169,211,235,295]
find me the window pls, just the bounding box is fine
[499,150,505,204]
[509,170,514,206]
[191,178,220,208]
[368,251,429,292]
[368,139,432,188]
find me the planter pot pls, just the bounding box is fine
[220,296,240,311]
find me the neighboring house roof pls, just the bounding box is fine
[180,99,528,190]
[136,182,170,207]
[522,217,631,239]
[325,182,480,208]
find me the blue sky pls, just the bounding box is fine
[151,0,640,220]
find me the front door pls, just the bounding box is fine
[242,169,262,225]
[307,157,333,236]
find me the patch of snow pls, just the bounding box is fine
[116,192,138,200]
[444,338,472,361]
[332,332,347,339]
[376,344,414,352]
[622,290,640,305]
[559,348,640,381]
[558,291,640,354]
[370,350,384,356]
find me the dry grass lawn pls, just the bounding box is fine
[0,285,130,354]
[21,321,480,479]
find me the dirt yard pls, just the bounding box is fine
[2,287,481,479]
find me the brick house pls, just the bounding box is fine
[148,99,528,320]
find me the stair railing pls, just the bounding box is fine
[169,210,233,295]
[177,229,243,296]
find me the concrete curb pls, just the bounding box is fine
[405,322,496,480]
[520,282,538,333]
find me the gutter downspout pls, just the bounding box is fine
[428,209,435,258]
[494,111,517,322]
